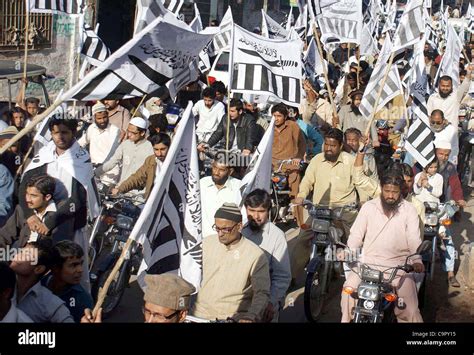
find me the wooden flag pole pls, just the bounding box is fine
[364,52,396,139]
[312,23,337,116]
[356,45,360,89]
[92,238,134,317]
[225,88,231,151]
[130,94,148,119]
[23,0,30,81]
[0,97,64,155]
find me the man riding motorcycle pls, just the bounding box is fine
[341,171,424,323]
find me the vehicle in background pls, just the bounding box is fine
[0,60,51,118]
[207,49,230,87]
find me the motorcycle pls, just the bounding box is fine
[89,191,143,318]
[270,159,307,224]
[298,199,358,322]
[458,107,473,186]
[343,241,431,323]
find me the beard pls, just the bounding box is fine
[324,152,338,162]
[248,219,264,231]
[430,123,445,133]
[351,105,362,116]
[439,90,452,99]
[211,174,228,186]
[438,160,448,172]
[381,194,402,215]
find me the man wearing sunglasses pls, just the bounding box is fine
[191,203,270,322]
[82,273,195,323]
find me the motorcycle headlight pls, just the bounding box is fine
[363,300,375,310]
[311,219,330,233]
[116,214,134,231]
[358,283,379,301]
[425,213,438,226]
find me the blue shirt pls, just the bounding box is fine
[296,119,324,156]
[16,281,74,323]
[0,163,13,224]
[42,275,93,323]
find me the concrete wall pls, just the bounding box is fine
[0,13,80,103]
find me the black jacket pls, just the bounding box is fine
[207,113,257,151]
[0,204,72,248]
[19,165,88,234]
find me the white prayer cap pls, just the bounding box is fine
[129,116,148,130]
[92,102,107,115]
[434,139,451,150]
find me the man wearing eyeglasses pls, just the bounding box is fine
[191,203,270,322]
[95,117,153,201]
[82,273,195,323]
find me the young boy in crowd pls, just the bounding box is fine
[0,175,59,248]
[42,241,93,322]
[10,239,74,323]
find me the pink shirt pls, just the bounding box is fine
[348,198,422,268]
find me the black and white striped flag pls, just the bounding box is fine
[261,10,289,39]
[206,7,233,57]
[304,37,326,81]
[81,24,110,67]
[133,102,202,290]
[392,0,424,52]
[382,0,397,34]
[467,3,473,34]
[230,24,303,106]
[62,16,213,101]
[426,23,440,51]
[307,0,339,19]
[28,0,84,14]
[405,35,435,167]
[360,36,403,120]
[189,3,203,33]
[165,0,183,14]
[435,22,462,88]
[134,0,188,35]
[315,0,363,45]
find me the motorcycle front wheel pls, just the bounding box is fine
[94,261,131,318]
[303,260,330,322]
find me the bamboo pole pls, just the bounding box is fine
[311,23,337,117]
[15,143,34,178]
[92,238,133,317]
[23,0,29,81]
[356,45,360,89]
[130,94,148,119]
[0,97,63,155]
[225,88,231,151]
[364,52,396,139]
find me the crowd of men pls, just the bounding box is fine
[0,7,473,324]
